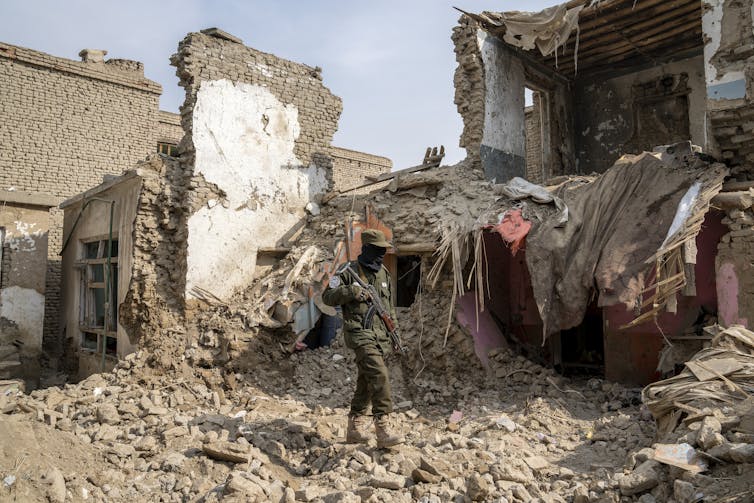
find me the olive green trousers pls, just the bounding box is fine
[350,342,393,416]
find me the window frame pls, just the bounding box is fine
[157,142,179,157]
[77,237,119,358]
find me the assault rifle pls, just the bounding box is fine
[338,263,408,354]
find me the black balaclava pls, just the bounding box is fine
[358,244,386,272]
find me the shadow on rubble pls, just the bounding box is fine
[191,410,347,480]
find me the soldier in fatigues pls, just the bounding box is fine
[322,229,404,448]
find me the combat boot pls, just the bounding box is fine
[375,414,405,448]
[346,415,371,444]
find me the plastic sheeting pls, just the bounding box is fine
[662,182,701,248]
[499,177,568,227]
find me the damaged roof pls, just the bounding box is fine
[460,0,703,78]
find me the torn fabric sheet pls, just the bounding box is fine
[472,4,584,58]
[487,209,532,255]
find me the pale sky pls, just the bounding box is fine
[0,0,559,169]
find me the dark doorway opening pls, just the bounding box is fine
[396,255,421,307]
[558,300,604,376]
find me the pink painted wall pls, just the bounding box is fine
[603,211,727,384]
[717,261,749,327]
[456,291,507,367]
[479,211,727,385]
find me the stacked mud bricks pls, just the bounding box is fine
[330,146,392,193]
[0,42,163,353]
[171,29,343,187]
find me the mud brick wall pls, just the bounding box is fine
[156,110,183,145]
[704,0,754,179]
[330,146,392,193]
[119,156,189,368]
[171,30,343,303]
[453,17,486,166]
[171,30,342,179]
[524,104,543,184]
[0,41,163,353]
[710,105,754,177]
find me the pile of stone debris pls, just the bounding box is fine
[2,328,753,502]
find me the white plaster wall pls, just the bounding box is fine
[477,30,526,157]
[187,79,329,300]
[0,286,44,353]
[0,208,48,354]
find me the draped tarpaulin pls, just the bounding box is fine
[525,150,728,339]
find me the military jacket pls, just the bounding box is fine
[322,261,396,354]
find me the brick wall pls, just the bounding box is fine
[172,30,343,177]
[0,41,163,353]
[704,0,754,180]
[524,101,543,184]
[171,29,344,302]
[330,145,392,193]
[156,110,183,145]
[452,17,486,166]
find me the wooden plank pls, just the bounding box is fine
[552,12,703,70]
[544,0,699,60]
[712,191,754,210]
[558,26,702,74]
[573,40,702,78]
[723,180,754,192]
[258,247,291,254]
[396,243,436,254]
[374,161,439,182]
[550,0,701,59]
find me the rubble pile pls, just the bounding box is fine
[4,318,754,502]
[0,335,674,503]
[2,159,750,501]
[399,285,482,376]
[613,325,754,502]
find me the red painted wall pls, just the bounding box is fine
[602,210,726,384]
[482,211,727,385]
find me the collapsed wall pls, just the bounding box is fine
[170,29,343,304]
[703,0,754,179]
[118,156,188,368]
[451,16,575,183]
[703,0,754,331]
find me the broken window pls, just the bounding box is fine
[157,142,178,157]
[396,255,421,307]
[78,238,118,357]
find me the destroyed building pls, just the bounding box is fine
[0,41,166,371]
[0,36,391,381]
[0,1,753,501]
[447,0,754,384]
[45,0,754,385]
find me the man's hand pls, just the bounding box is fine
[349,284,368,302]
